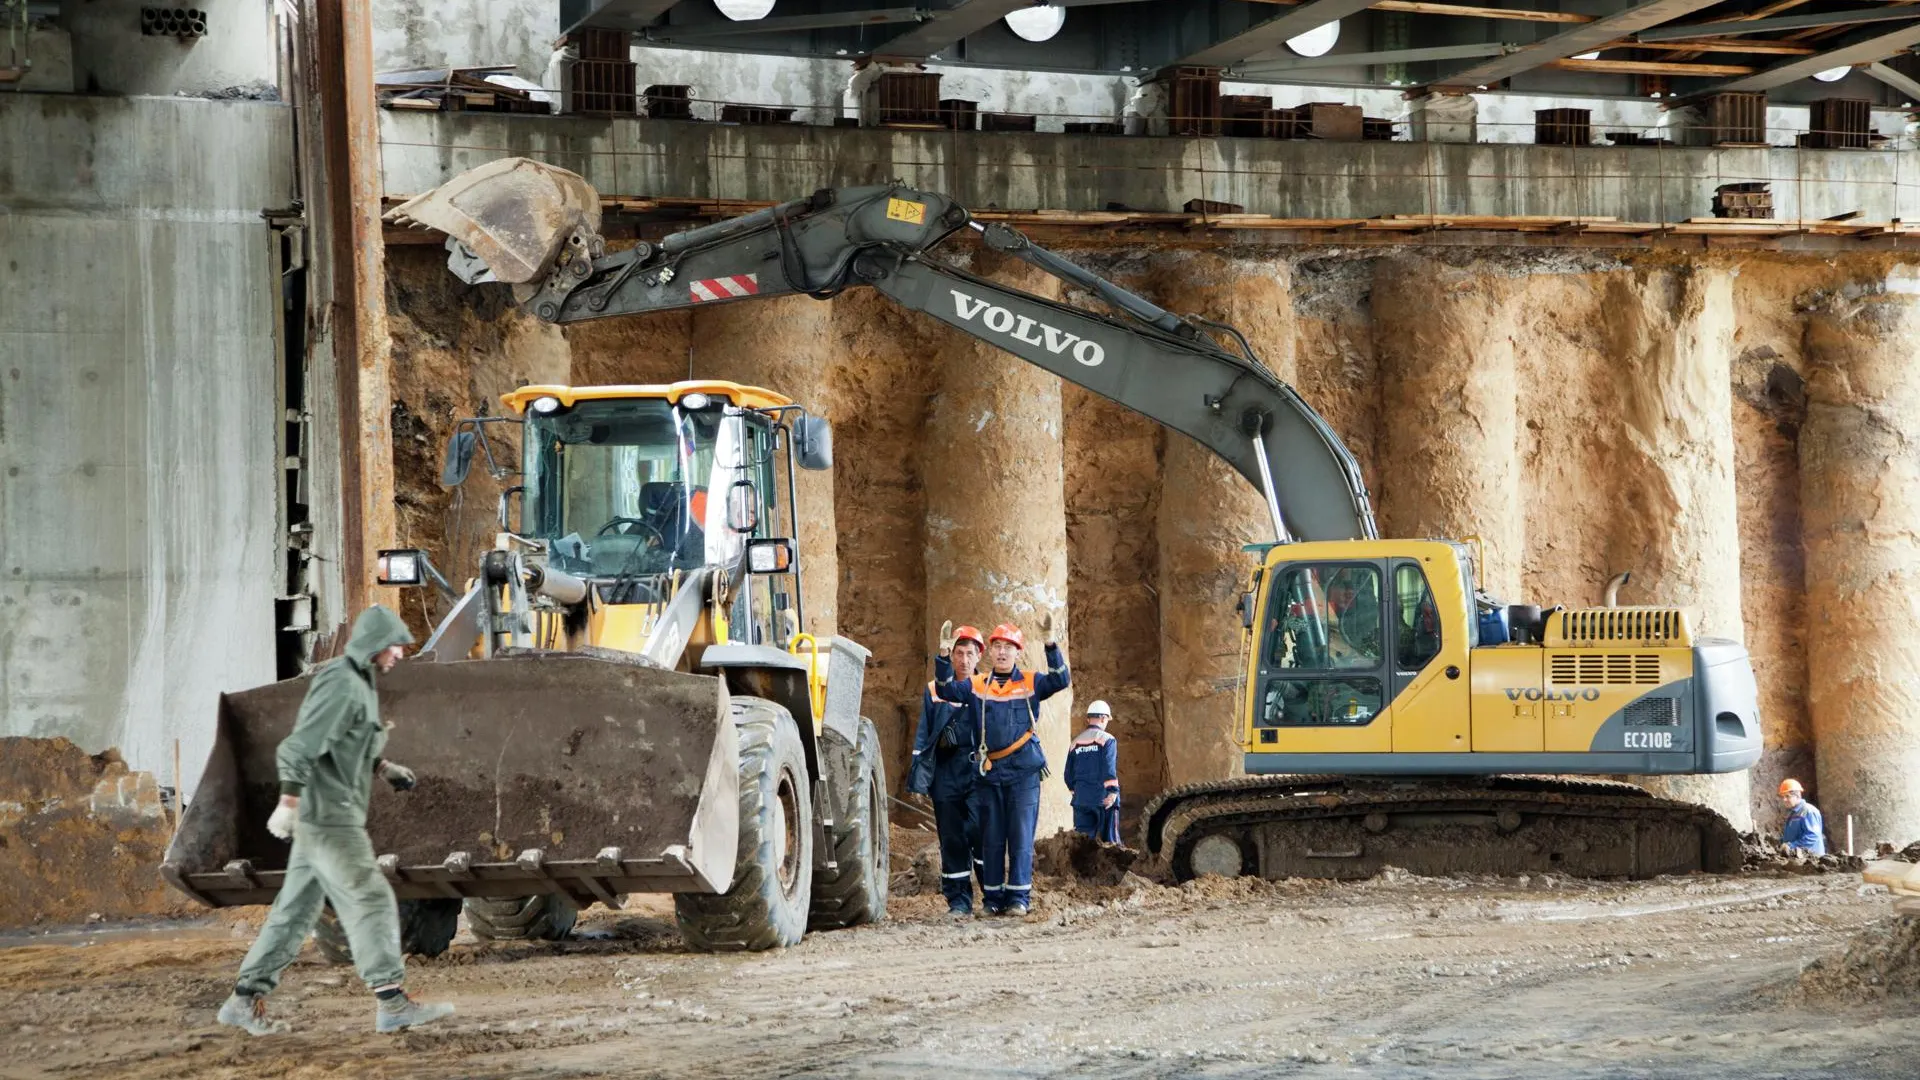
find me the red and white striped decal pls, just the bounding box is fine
[688,274,760,303]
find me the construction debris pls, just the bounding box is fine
[377,67,553,114]
[0,738,185,928]
[1797,917,1920,1003]
[1739,831,1865,874]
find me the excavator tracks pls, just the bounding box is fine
[1141,775,1742,881]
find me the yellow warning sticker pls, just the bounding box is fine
[886,197,927,225]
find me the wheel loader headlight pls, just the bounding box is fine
[681,392,711,410]
[377,548,428,588]
[531,395,563,415]
[747,538,793,574]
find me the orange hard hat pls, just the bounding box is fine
[1779,778,1804,796]
[987,623,1025,650]
[952,624,985,650]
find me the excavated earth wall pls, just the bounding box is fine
[384,244,1913,845]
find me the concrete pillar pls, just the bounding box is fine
[1152,256,1291,788]
[691,296,839,637]
[1372,255,1522,598]
[922,258,1073,836]
[1801,271,1920,848]
[1600,268,1752,832]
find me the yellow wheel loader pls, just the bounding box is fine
[164,379,889,953]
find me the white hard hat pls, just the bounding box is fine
[1086,699,1112,718]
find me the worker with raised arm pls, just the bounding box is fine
[217,605,455,1037]
[1778,778,1827,856]
[934,613,1069,917]
[909,623,987,917]
[1065,700,1122,845]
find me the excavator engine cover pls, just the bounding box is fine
[163,652,740,907]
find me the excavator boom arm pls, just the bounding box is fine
[390,167,1377,542]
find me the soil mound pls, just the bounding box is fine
[1797,916,1920,1003]
[1738,831,1864,874]
[1033,829,1138,885]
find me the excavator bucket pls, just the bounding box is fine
[384,157,601,284]
[162,652,739,907]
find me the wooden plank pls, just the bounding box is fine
[1624,38,1817,56]
[1549,58,1757,76]
[1370,0,1593,22]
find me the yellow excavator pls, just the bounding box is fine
[164,158,1761,948]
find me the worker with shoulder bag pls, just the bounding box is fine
[909,623,987,917]
[933,613,1070,917]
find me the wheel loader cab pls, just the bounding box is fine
[500,382,804,654]
[1240,539,1763,776]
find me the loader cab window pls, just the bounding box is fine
[728,415,790,646]
[1258,563,1385,727]
[522,399,720,579]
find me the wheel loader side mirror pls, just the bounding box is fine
[795,414,833,471]
[441,428,478,487]
[727,480,760,533]
[1237,591,1256,629]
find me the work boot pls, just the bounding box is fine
[374,992,455,1034]
[216,992,290,1037]
[946,900,973,919]
[1004,901,1030,917]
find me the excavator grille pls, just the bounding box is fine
[1550,607,1689,648]
[1548,653,1663,686]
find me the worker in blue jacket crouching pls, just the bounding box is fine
[934,614,1070,917]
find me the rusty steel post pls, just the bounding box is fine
[313,0,396,620]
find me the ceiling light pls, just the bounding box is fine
[1813,66,1850,83]
[1005,4,1065,42]
[714,0,775,20]
[1286,21,1339,58]
[1572,51,1600,61]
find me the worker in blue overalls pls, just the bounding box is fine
[1778,778,1827,855]
[908,624,986,917]
[934,614,1069,917]
[1064,699,1121,844]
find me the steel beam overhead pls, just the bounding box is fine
[1432,0,1726,87]
[1637,7,1920,43]
[1864,60,1920,101]
[562,0,680,34]
[876,0,1034,58]
[1234,41,1514,76]
[1698,24,1920,92]
[1176,0,1382,68]
[659,8,931,40]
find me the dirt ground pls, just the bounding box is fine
[3,829,1917,1080]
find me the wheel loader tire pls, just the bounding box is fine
[463,893,580,942]
[313,898,461,963]
[675,697,814,952]
[808,716,889,931]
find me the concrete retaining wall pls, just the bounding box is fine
[382,111,1920,223]
[0,94,292,792]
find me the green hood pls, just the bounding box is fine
[344,604,415,669]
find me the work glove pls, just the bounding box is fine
[267,799,299,841]
[378,760,417,792]
[1041,610,1058,643]
[1102,792,1118,810]
[938,619,955,654]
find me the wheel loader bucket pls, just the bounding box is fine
[162,652,738,907]
[383,157,601,285]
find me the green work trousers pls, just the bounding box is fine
[235,823,404,995]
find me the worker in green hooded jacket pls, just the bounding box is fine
[217,605,456,1036]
